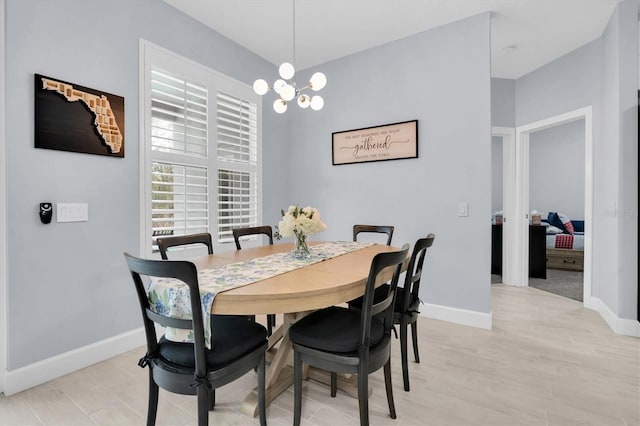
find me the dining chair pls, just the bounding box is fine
[158,231,259,332]
[349,233,436,391]
[124,253,267,426]
[353,224,395,246]
[289,244,409,426]
[156,232,213,260]
[232,225,274,250]
[232,225,277,336]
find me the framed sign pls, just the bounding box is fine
[35,73,125,158]
[332,120,418,165]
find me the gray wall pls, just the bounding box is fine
[286,14,493,314]
[491,78,515,127]
[5,0,286,369]
[515,0,638,320]
[490,78,513,218]
[529,120,585,220]
[516,40,602,124]
[602,0,638,319]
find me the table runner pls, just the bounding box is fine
[146,241,374,348]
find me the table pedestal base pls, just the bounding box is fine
[240,312,364,417]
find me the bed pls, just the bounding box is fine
[543,212,584,272]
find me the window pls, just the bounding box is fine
[141,42,261,254]
[216,92,258,242]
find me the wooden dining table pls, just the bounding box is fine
[189,241,404,417]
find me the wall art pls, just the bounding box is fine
[34,73,125,157]
[332,120,417,165]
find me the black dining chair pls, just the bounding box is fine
[158,231,259,333]
[232,225,277,336]
[157,232,213,260]
[349,233,436,391]
[124,253,267,426]
[232,225,274,250]
[353,224,395,246]
[289,245,409,426]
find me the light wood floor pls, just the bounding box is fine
[1,284,638,425]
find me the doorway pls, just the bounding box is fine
[513,107,593,304]
[527,119,585,301]
[492,108,593,305]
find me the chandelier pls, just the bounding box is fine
[252,0,326,113]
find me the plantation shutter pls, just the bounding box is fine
[150,67,209,247]
[150,68,208,157]
[151,162,209,241]
[216,92,258,243]
[143,44,261,254]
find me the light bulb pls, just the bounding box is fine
[279,62,295,80]
[297,94,310,108]
[310,95,324,111]
[273,79,286,94]
[309,72,327,91]
[280,84,296,102]
[273,99,287,114]
[252,79,269,95]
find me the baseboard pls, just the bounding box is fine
[585,296,640,337]
[3,327,145,396]
[422,302,492,330]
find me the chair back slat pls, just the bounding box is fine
[157,233,213,260]
[232,226,274,250]
[400,234,435,311]
[358,245,409,347]
[353,224,394,246]
[145,308,193,330]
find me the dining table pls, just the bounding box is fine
[177,241,405,417]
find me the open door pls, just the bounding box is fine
[492,127,517,285]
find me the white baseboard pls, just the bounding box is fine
[422,302,492,330]
[585,296,640,337]
[3,327,145,396]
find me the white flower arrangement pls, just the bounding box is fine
[277,205,327,239]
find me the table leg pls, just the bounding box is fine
[240,312,301,417]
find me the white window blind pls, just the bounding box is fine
[142,42,261,254]
[151,162,208,243]
[151,68,208,157]
[149,66,210,248]
[216,92,257,164]
[215,92,258,243]
[217,169,257,242]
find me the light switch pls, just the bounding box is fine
[457,202,468,217]
[57,203,88,222]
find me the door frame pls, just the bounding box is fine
[1,0,7,394]
[514,106,593,303]
[491,127,517,285]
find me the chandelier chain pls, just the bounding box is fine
[292,0,296,72]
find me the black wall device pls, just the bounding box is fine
[39,202,53,224]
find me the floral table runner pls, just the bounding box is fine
[146,241,374,348]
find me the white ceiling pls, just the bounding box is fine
[164,0,621,79]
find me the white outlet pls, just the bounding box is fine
[56,203,89,222]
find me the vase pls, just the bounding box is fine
[292,232,311,259]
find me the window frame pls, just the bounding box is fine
[139,40,262,257]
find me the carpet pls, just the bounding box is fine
[491,269,584,302]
